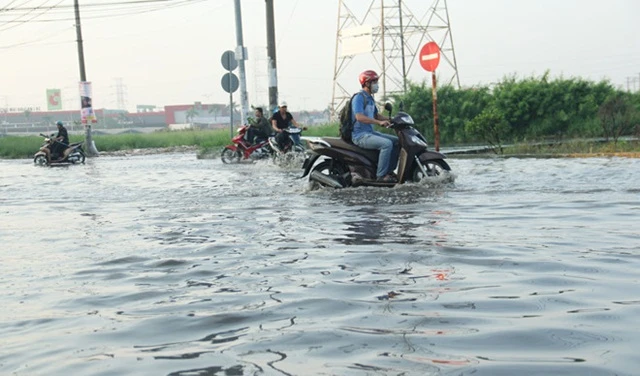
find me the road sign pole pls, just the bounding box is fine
[229,91,233,139]
[419,41,442,152]
[431,71,440,152]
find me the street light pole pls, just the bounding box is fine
[233,0,250,126]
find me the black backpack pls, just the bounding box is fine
[338,92,362,143]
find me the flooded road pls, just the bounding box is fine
[1,153,639,375]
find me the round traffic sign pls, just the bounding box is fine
[221,72,239,93]
[221,50,238,71]
[419,41,441,72]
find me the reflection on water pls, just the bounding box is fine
[1,154,639,375]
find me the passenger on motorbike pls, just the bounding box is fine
[246,107,272,144]
[271,101,304,151]
[351,70,399,182]
[44,121,69,162]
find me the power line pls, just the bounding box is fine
[0,0,206,24]
[0,0,194,11]
[0,0,61,32]
[0,0,209,48]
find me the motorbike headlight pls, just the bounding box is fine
[400,114,414,124]
[410,135,427,147]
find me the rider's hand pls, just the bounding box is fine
[379,120,391,127]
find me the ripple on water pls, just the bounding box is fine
[1,156,639,375]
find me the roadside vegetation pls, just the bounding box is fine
[394,71,640,154]
[2,72,639,159]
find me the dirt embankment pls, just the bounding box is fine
[99,146,200,157]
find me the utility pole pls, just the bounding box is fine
[233,0,250,126]
[265,0,278,113]
[74,0,98,156]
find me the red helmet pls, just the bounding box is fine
[359,70,379,87]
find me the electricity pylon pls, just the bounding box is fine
[332,0,460,117]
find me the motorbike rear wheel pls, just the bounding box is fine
[412,159,451,183]
[34,155,48,166]
[71,151,86,164]
[221,147,241,164]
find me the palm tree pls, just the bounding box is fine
[186,106,199,126]
[42,115,53,126]
[208,105,220,121]
[23,109,31,125]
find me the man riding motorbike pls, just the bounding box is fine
[271,101,304,151]
[246,107,272,145]
[43,121,69,163]
[351,70,399,182]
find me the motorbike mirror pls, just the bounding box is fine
[384,102,392,115]
[399,101,404,111]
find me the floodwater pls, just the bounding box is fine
[1,153,639,376]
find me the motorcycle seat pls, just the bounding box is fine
[320,137,379,162]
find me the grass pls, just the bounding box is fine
[502,139,640,156]
[2,124,638,159]
[0,124,342,159]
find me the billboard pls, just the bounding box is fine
[79,81,97,124]
[46,89,62,110]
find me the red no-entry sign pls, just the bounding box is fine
[419,41,441,72]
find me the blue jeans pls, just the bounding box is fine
[353,131,399,178]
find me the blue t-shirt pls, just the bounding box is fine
[351,90,378,140]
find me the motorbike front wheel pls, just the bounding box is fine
[412,159,451,183]
[34,155,48,166]
[221,147,242,164]
[309,160,349,189]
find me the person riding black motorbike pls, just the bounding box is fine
[271,101,304,151]
[44,121,69,162]
[351,70,399,183]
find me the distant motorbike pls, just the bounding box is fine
[301,103,451,189]
[221,125,273,163]
[268,126,307,166]
[33,133,86,166]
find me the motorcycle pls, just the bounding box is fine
[301,103,452,189]
[221,125,273,164]
[268,126,307,166]
[33,133,86,166]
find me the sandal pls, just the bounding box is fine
[377,174,398,183]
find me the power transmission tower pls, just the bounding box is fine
[332,0,460,116]
[252,47,269,107]
[114,77,128,110]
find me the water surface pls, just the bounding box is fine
[1,154,639,375]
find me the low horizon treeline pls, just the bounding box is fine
[394,71,640,150]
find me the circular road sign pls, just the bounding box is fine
[419,41,441,72]
[221,50,238,71]
[221,72,239,93]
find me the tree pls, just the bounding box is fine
[42,115,53,127]
[208,105,220,121]
[465,106,511,154]
[598,93,639,143]
[186,106,199,126]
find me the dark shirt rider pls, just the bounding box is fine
[247,107,272,144]
[50,121,69,159]
[271,101,301,150]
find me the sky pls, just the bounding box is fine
[0,0,638,113]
